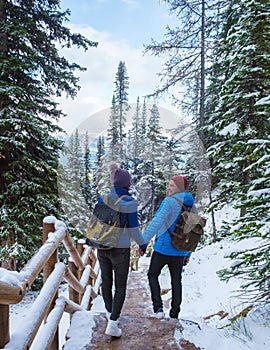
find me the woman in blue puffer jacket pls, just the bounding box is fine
[140,175,194,320]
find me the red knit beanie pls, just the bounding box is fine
[171,176,188,192]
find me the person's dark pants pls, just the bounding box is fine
[97,248,130,321]
[147,251,185,318]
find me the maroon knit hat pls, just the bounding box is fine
[171,176,188,192]
[109,162,131,188]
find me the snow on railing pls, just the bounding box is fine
[0,216,101,350]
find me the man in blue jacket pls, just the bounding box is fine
[140,176,194,320]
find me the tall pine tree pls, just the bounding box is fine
[143,103,167,215]
[107,94,121,162]
[145,0,226,142]
[207,0,270,304]
[58,130,90,239]
[129,97,141,174]
[0,0,97,262]
[113,61,130,161]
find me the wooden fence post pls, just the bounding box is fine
[77,240,84,256]
[89,248,97,267]
[68,259,80,309]
[0,304,10,348]
[75,239,87,304]
[43,219,59,350]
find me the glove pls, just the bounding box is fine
[139,244,147,256]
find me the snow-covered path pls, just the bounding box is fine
[63,243,270,350]
[9,239,270,349]
[63,257,200,349]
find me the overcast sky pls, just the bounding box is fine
[57,0,181,134]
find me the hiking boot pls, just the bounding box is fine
[154,308,165,319]
[168,317,179,323]
[105,319,122,337]
[168,318,184,330]
[169,308,180,319]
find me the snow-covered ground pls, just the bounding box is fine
[8,204,270,349]
[8,237,270,350]
[172,239,270,350]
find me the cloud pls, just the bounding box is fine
[120,0,138,8]
[56,24,178,134]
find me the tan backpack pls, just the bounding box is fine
[166,197,206,252]
[86,195,127,249]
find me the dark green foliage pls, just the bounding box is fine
[0,0,97,262]
[107,95,119,149]
[58,130,95,240]
[81,131,95,210]
[114,61,130,147]
[206,0,270,303]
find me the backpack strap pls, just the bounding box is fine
[171,196,188,211]
[103,195,108,205]
[103,194,128,228]
[114,194,128,205]
[103,194,127,205]
[171,196,196,213]
[165,196,195,234]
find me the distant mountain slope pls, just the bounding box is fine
[77,104,184,141]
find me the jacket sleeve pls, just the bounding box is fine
[142,198,173,244]
[126,200,145,246]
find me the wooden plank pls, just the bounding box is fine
[0,281,25,304]
[63,234,84,271]
[0,304,9,348]
[4,263,66,350]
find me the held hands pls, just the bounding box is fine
[138,244,147,256]
[183,256,190,266]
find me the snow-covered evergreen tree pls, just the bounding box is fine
[58,130,90,240]
[0,0,97,262]
[139,99,148,155]
[107,95,120,160]
[81,131,96,210]
[128,97,142,173]
[94,136,107,196]
[113,61,130,161]
[137,103,167,217]
[144,0,227,142]
[207,0,270,303]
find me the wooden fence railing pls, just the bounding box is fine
[0,216,101,350]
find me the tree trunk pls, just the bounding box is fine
[0,0,7,54]
[240,163,249,217]
[199,0,205,143]
[209,190,217,243]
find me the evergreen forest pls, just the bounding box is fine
[0,0,269,310]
